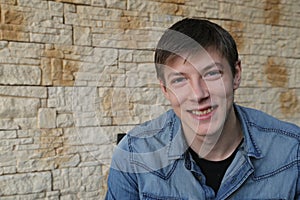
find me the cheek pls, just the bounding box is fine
[207,83,224,97]
[166,87,188,106]
[207,79,233,98]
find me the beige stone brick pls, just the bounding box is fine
[0,0,16,4]
[91,0,106,7]
[3,9,24,25]
[0,172,51,195]
[41,58,52,85]
[30,29,73,45]
[49,1,64,13]
[0,29,30,42]
[0,65,41,85]
[38,108,56,129]
[18,0,48,9]
[0,130,17,139]
[56,113,74,127]
[106,0,126,9]
[3,166,16,174]
[0,97,40,118]
[0,118,36,130]
[0,86,47,98]
[74,26,91,46]
[8,42,44,58]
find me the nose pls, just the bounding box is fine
[189,78,210,102]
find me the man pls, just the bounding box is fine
[105,18,300,199]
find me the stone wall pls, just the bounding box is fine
[0,0,299,199]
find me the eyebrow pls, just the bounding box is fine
[167,72,186,79]
[202,62,224,72]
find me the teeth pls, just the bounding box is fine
[191,107,213,115]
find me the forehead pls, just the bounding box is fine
[164,49,228,74]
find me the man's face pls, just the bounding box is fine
[160,49,241,141]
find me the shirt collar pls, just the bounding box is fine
[234,104,263,159]
[167,110,189,159]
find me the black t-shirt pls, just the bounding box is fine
[189,142,241,194]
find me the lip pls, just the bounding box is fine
[187,105,217,120]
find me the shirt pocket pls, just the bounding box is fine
[142,193,187,200]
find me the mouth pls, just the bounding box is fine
[188,106,216,117]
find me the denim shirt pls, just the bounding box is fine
[105,105,300,200]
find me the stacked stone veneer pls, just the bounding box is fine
[0,0,299,199]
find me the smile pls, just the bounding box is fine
[189,107,215,116]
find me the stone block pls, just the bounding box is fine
[8,42,44,58]
[30,29,73,45]
[18,0,48,9]
[77,5,121,17]
[81,166,102,189]
[0,97,40,118]
[55,154,80,168]
[119,50,133,62]
[71,86,98,112]
[0,151,16,167]
[49,1,64,13]
[3,166,16,174]
[0,0,16,4]
[0,46,10,58]
[16,156,55,172]
[12,118,37,130]
[0,118,36,130]
[92,48,118,65]
[38,108,56,129]
[0,130,17,139]
[106,0,126,9]
[91,0,106,7]
[3,9,24,25]
[46,191,60,199]
[47,87,65,108]
[41,58,52,86]
[56,113,74,128]
[80,144,113,165]
[0,193,46,200]
[65,13,103,27]
[0,65,41,85]
[74,26,91,46]
[0,86,47,98]
[74,116,99,127]
[0,172,51,196]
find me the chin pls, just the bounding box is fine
[196,123,223,137]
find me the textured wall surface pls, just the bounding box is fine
[0,0,299,199]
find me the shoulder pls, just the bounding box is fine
[236,104,300,165]
[117,109,180,153]
[236,104,300,141]
[111,109,182,173]
[236,105,300,175]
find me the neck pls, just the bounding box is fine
[187,108,243,161]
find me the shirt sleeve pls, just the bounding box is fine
[296,143,300,200]
[105,135,140,200]
[105,167,139,200]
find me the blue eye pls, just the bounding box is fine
[203,70,223,80]
[171,77,187,84]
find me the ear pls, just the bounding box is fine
[159,80,171,100]
[233,60,242,90]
